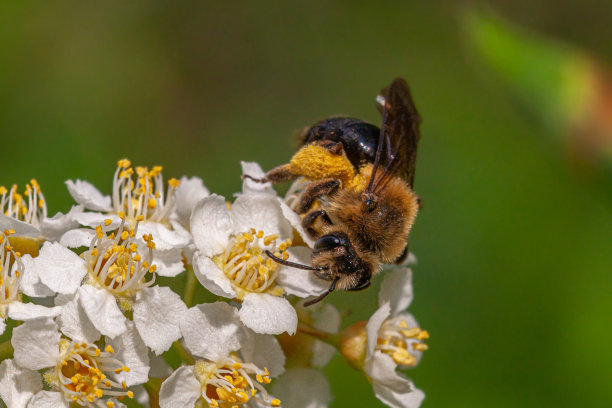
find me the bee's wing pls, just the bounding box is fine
[367,78,421,194]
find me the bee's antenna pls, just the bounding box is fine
[265,250,322,271]
[304,277,339,307]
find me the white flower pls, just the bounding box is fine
[66,159,191,276]
[271,368,332,408]
[0,359,42,408]
[363,267,428,408]
[191,193,325,335]
[165,301,285,407]
[10,318,149,408]
[0,180,80,245]
[0,230,61,335]
[31,220,187,353]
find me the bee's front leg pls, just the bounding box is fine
[242,164,295,184]
[296,178,340,214]
[302,209,332,239]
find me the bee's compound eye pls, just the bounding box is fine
[314,235,343,251]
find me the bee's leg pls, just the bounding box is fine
[315,140,344,155]
[394,244,409,264]
[296,178,340,214]
[302,209,332,239]
[242,164,295,184]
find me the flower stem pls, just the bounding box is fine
[143,377,162,408]
[183,265,197,308]
[172,341,194,365]
[297,322,340,349]
[0,340,13,360]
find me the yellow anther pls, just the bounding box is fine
[95,348,101,357]
[117,159,131,168]
[118,211,126,220]
[413,343,428,352]
[127,391,134,399]
[147,198,157,209]
[232,362,242,370]
[168,178,180,188]
[209,400,219,408]
[95,389,104,398]
[96,226,104,239]
[136,215,144,222]
[256,230,264,239]
[104,219,112,226]
[271,398,281,407]
[120,230,129,240]
[38,198,44,208]
[256,374,263,383]
[71,376,79,384]
[122,366,130,372]
[418,330,430,340]
[107,402,115,408]
[105,345,114,353]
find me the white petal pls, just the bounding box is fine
[12,318,60,370]
[192,252,236,298]
[379,267,414,315]
[72,211,121,229]
[239,293,297,335]
[180,302,243,361]
[38,206,82,242]
[159,366,201,408]
[241,330,286,377]
[59,228,96,248]
[26,390,68,408]
[77,285,127,339]
[279,199,315,248]
[151,248,185,277]
[137,221,190,251]
[231,195,292,240]
[0,319,5,336]
[366,302,391,359]
[241,161,275,195]
[55,293,101,344]
[365,352,425,408]
[277,247,327,298]
[0,215,40,238]
[271,368,332,408]
[310,303,341,367]
[190,194,231,256]
[65,179,112,211]
[35,242,87,295]
[107,321,150,386]
[7,302,61,321]
[19,254,54,298]
[0,359,42,408]
[174,176,210,227]
[133,286,187,355]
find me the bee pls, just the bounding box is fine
[247,78,421,305]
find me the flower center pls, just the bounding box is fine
[213,229,291,299]
[46,339,133,407]
[83,217,156,305]
[112,159,180,226]
[193,355,280,408]
[0,230,23,316]
[376,317,429,367]
[0,180,47,227]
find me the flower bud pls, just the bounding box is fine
[340,320,368,370]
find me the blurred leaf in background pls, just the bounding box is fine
[465,9,612,177]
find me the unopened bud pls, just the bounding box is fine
[340,321,368,370]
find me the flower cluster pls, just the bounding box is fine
[0,159,429,408]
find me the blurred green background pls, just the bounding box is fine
[1,1,612,407]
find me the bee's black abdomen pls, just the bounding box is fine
[301,117,380,170]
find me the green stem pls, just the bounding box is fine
[183,265,197,308]
[0,340,13,360]
[172,341,194,365]
[297,323,340,349]
[143,378,162,408]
